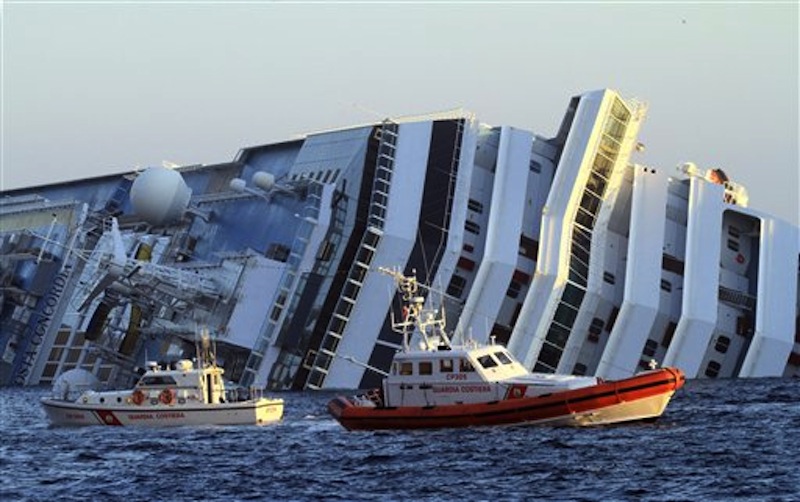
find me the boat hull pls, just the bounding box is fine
[41,398,284,427]
[328,367,684,430]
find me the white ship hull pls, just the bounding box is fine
[41,397,284,427]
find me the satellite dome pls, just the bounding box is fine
[252,171,275,191]
[130,167,192,225]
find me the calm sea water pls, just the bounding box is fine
[1,378,798,502]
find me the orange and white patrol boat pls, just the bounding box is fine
[41,331,283,427]
[328,268,685,430]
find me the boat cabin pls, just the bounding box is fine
[383,344,530,407]
[132,359,228,405]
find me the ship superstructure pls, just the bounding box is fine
[1,89,797,390]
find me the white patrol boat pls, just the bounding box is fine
[328,268,685,430]
[41,332,284,427]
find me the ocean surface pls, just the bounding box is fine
[1,378,798,502]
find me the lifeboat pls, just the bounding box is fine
[328,268,685,430]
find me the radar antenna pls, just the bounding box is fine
[379,267,451,352]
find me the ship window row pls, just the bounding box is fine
[588,317,605,342]
[728,225,741,239]
[603,272,616,285]
[603,117,627,142]
[394,359,476,376]
[591,153,614,178]
[715,335,731,354]
[535,344,562,373]
[579,192,601,219]
[290,169,340,184]
[519,234,539,260]
[586,171,608,198]
[322,333,341,352]
[467,199,484,214]
[705,360,721,378]
[662,254,685,276]
[727,239,739,252]
[447,274,467,298]
[569,260,589,286]
[598,135,621,157]
[457,256,476,272]
[643,339,658,358]
[465,220,481,235]
[610,99,632,123]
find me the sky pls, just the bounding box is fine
[2,1,798,226]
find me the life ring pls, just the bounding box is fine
[159,388,176,405]
[131,389,146,406]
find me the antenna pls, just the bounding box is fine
[379,267,452,352]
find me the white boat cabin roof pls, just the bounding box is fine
[135,359,222,390]
[388,344,530,382]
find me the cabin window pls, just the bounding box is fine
[727,239,740,252]
[439,359,454,372]
[660,279,672,292]
[705,360,721,378]
[506,281,521,299]
[399,362,413,375]
[447,275,467,298]
[477,354,498,369]
[519,235,539,260]
[643,339,658,358]
[459,359,475,372]
[494,351,513,365]
[467,199,484,214]
[465,221,481,235]
[418,362,433,375]
[589,318,604,335]
[715,335,731,354]
[573,363,587,375]
[138,375,177,386]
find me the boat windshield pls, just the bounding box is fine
[138,375,178,386]
[477,354,499,369]
[494,351,513,365]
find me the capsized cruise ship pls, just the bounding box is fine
[1,89,798,390]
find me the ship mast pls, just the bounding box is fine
[379,267,451,352]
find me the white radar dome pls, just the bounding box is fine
[229,178,247,193]
[252,171,275,191]
[130,167,192,225]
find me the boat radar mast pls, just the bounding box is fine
[379,267,451,352]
